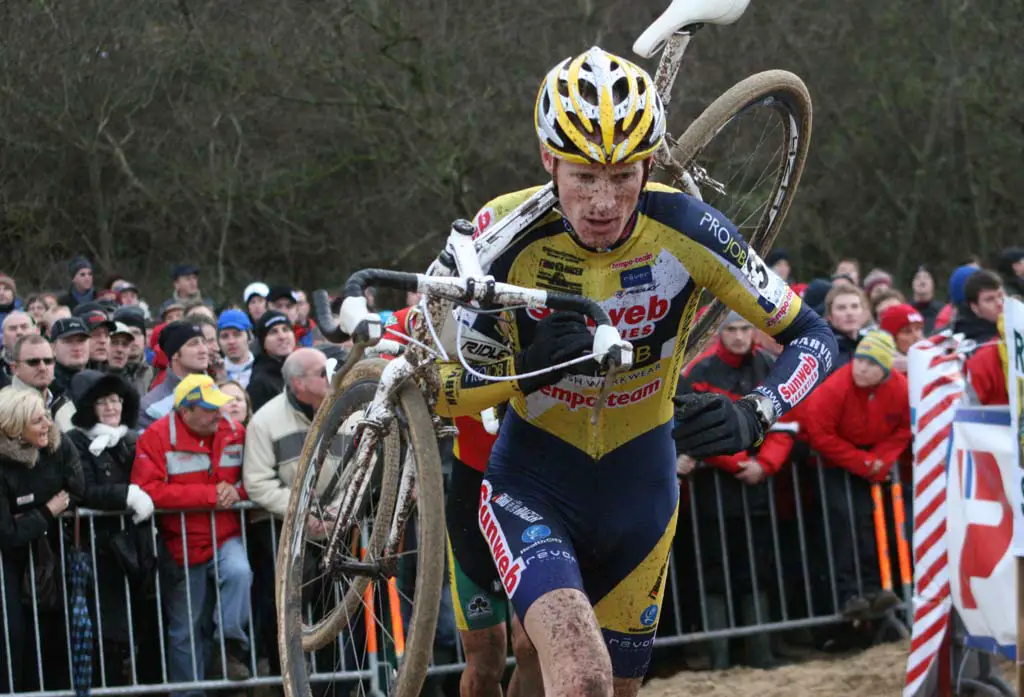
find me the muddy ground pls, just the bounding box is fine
[641,640,911,697]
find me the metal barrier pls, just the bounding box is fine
[0,457,913,695]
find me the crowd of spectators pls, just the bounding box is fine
[0,248,1020,693]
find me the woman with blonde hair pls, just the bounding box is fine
[0,388,84,692]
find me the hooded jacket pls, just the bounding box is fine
[66,371,141,514]
[803,363,911,482]
[0,422,85,554]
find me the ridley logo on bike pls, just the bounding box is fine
[479,481,526,596]
[779,353,820,405]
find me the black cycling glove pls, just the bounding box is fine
[515,311,594,395]
[672,393,766,458]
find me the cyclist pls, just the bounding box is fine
[385,306,543,697]
[433,47,838,697]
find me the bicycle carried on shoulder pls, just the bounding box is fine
[277,1,812,695]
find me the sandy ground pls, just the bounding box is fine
[641,640,911,697]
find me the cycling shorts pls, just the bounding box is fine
[447,456,509,632]
[480,410,678,679]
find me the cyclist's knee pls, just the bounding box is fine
[523,589,612,697]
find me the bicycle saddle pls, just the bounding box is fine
[633,0,751,58]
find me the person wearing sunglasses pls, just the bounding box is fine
[8,334,70,421]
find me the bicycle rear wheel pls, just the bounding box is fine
[656,69,812,363]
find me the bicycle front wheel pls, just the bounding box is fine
[658,69,812,363]
[277,359,446,697]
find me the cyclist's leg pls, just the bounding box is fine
[447,457,511,697]
[508,614,543,697]
[480,476,612,697]
[590,498,679,697]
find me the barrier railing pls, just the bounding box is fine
[0,456,913,695]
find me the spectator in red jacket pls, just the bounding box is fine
[966,315,1008,406]
[675,312,794,669]
[132,375,252,690]
[804,330,910,620]
[879,304,925,373]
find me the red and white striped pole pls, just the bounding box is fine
[904,333,965,697]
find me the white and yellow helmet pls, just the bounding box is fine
[534,46,666,166]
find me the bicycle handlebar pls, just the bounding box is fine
[312,269,630,370]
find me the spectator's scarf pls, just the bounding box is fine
[84,423,129,456]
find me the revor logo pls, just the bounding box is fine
[479,481,526,596]
[779,353,819,405]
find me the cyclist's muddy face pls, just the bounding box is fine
[543,151,645,250]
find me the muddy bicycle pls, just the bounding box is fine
[276,0,812,695]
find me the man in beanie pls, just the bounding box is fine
[139,320,210,430]
[59,256,96,310]
[217,310,255,387]
[879,304,924,372]
[673,311,794,669]
[112,306,154,395]
[247,311,296,412]
[803,329,910,620]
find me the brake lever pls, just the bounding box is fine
[588,328,634,427]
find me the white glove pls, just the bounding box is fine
[126,484,155,523]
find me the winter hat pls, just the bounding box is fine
[862,269,894,296]
[69,370,138,430]
[158,320,204,360]
[801,278,833,316]
[255,310,292,346]
[113,306,146,333]
[218,309,253,333]
[948,265,979,305]
[68,256,92,277]
[0,273,16,294]
[879,304,924,338]
[243,282,270,304]
[718,310,752,333]
[854,330,896,376]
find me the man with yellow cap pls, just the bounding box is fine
[803,330,911,620]
[131,374,252,692]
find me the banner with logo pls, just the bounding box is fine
[1004,297,1024,555]
[947,407,1017,658]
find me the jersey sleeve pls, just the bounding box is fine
[672,196,838,420]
